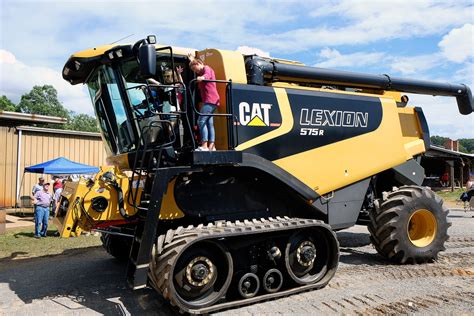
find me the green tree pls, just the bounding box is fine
[0,95,17,111]
[430,135,449,147]
[66,113,99,132]
[458,143,468,153]
[458,138,474,154]
[17,85,70,119]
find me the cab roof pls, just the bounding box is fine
[62,44,196,85]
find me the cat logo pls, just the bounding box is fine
[238,102,273,126]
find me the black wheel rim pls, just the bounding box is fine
[285,229,330,285]
[262,268,283,293]
[173,240,233,308]
[237,272,260,298]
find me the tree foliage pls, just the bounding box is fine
[459,139,474,153]
[16,85,99,132]
[17,85,71,119]
[431,135,474,154]
[0,95,17,111]
[430,135,449,147]
[66,113,99,133]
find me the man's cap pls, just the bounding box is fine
[44,182,51,186]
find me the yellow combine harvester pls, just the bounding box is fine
[57,35,473,313]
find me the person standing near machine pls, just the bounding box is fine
[188,55,220,151]
[31,176,44,216]
[33,182,52,238]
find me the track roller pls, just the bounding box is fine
[262,268,283,293]
[237,272,260,298]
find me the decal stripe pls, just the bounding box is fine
[236,88,293,151]
[244,88,383,161]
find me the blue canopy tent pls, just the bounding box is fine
[24,157,99,174]
[16,157,99,208]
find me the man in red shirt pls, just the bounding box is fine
[189,56,220,151]
[441,172,449,187]
[53,176,63,193]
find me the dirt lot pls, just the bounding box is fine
[0,209,472,315]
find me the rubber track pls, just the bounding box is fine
[148,217,339,314]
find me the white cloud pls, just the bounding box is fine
[439,23,474,63]
[237,46,270,57]
[389,54,443,75]
[0,1,296,66]
[408,94,474,139]
[1,0,472,64]
[453,62,474,88]
[313,48,440,76]
[255,0,473,52]
[315,48,385,68]
[0,50,16,64]
[0,49,92,115]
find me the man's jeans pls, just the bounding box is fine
[34,206,49,237]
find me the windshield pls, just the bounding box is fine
[86,56,187,156]
[87,65,136,154]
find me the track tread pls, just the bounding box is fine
[149,217,339,314]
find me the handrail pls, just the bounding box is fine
[189,78,237,149]
[128,119,176,209]
[129,80,195,150]
[189,78,233,117]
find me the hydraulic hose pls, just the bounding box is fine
[110,180,137,220]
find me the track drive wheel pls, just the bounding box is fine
[285,227,339,285]
[152,239,233,310]
[100,233,132,261]
[368,186,450,264]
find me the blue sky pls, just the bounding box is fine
[0,0,473,138]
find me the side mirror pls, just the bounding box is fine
[138,44,156,78]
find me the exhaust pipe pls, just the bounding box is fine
[245,56,473,115]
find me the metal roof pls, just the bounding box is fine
[16,125,101,137]
[427,145,474,159]
[0,111,67,124]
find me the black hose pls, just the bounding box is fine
[110,180,138,220]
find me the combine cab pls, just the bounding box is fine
[58,35,473,313]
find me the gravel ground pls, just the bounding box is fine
[0,209,472,315]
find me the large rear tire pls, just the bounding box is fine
[368,186,450,264]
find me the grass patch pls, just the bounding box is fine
[436,188,465,203]
[0,226,102,260]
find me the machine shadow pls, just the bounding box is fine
[336,231,371,248]
[336,231,388,266]
[0,247,178,315]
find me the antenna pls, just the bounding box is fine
[109,34,135,45]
